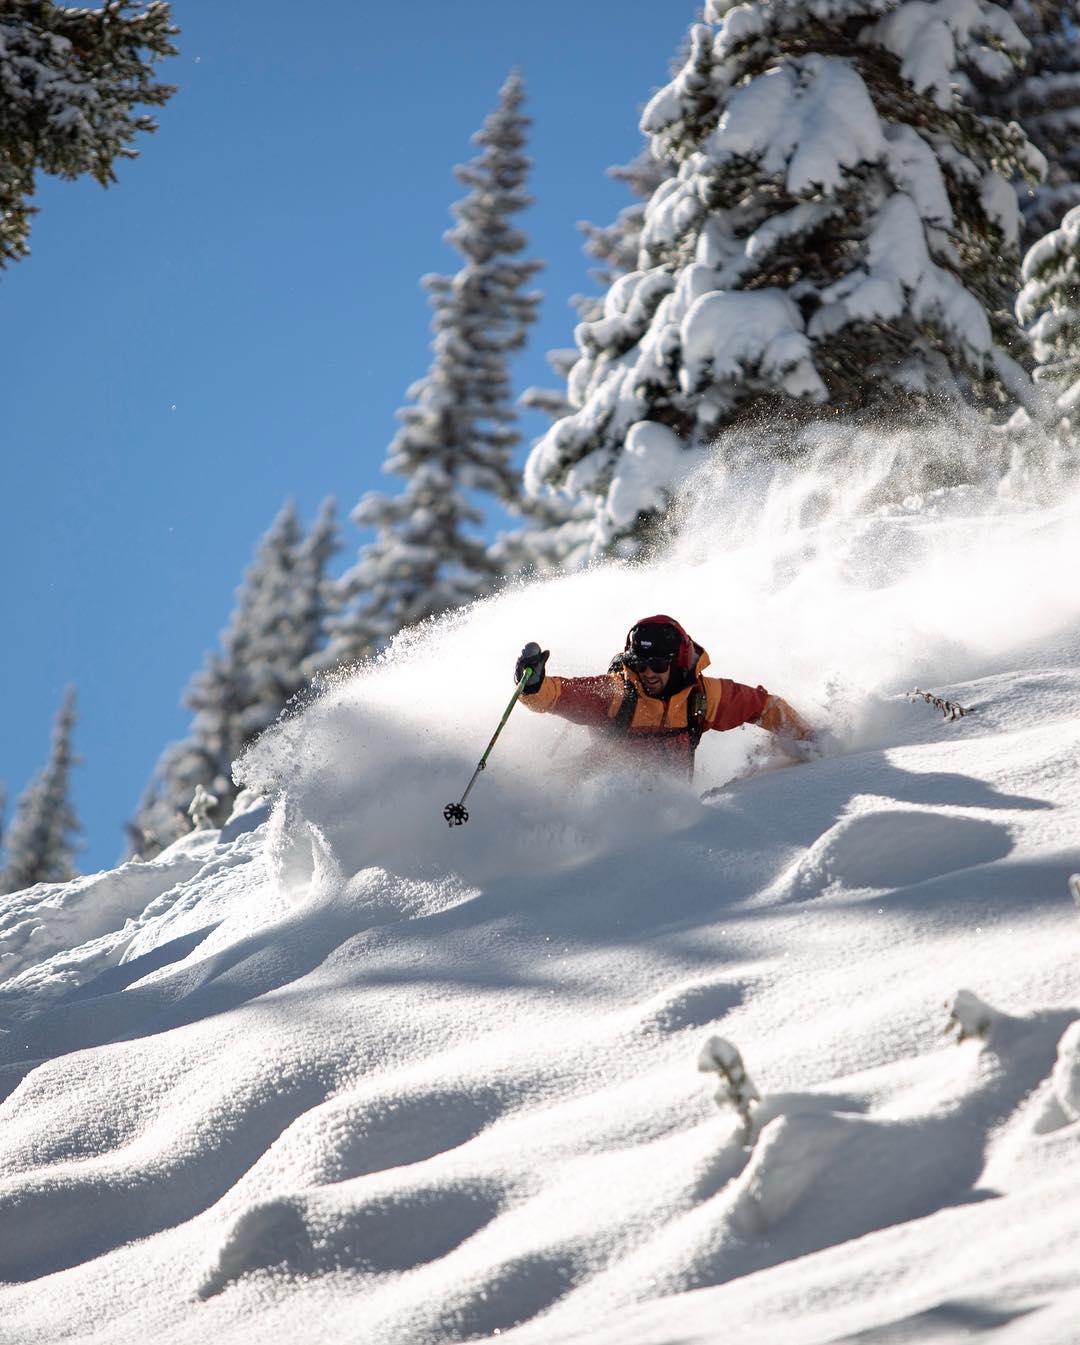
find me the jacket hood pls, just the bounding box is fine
[624,614,709,684]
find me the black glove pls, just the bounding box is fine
[515,642,549,695]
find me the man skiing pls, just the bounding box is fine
[513,615,813,778]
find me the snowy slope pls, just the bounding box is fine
[2,432,1080,1344]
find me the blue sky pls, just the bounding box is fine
[0,0,691,873]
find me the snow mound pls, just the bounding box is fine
[784,803,1013,896]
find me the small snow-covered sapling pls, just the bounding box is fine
[945,989,1000,1044]
[1069,874,1080,910]
[188,783,219,831]
[699,1036,761,1144]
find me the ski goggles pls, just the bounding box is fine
[624,651,674,674]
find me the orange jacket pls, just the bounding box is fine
[520,618,811,771]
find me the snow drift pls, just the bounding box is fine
[2,424,1080,1344]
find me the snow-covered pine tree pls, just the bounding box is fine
[233,499,340,740]
[0,686,81,894]
[296,497,341,680]
[0,0,177,267]
[1017,201,1080,434]
[130,647,249,858]
[987,1,1080,248]
[329,70,542,659]
[526,0,1044,555]
[130,501,339,855]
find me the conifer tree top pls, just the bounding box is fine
[332,70,541,653]
[0,685,82,894]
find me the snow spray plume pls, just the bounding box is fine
[659,418,1080,728]
[238,418,1080,901]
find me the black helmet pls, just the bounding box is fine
[627,620,682,663]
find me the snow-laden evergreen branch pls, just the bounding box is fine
[0,0,178,266]
[981,0,1080,249]
[1017,202,1080,436]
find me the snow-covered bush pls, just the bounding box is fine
[527,0,1044,554]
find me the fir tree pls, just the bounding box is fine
[526,0,1043,554]
[329,70,542,660]
[130,501,339,855]
[296,497,342,679]
[0,0,177,268]
[0,686,81,894]
[1017,202,1080,433]
[231,499,339,740]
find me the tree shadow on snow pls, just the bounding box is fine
[58,923,222,1003]
[0,881,555,1101]
[703,748,1053,852]
[833,1297,1038,1341]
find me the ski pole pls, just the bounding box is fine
[443,666,533,827]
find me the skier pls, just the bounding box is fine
[513,615,813,778]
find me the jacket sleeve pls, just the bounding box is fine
[706,679,814,739]
[519,674,622,727]
[706,678,770,731]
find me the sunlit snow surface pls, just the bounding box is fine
[3,430,1080,1344]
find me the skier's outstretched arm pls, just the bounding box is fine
[513,642,620,728]
[706,679,814,742]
